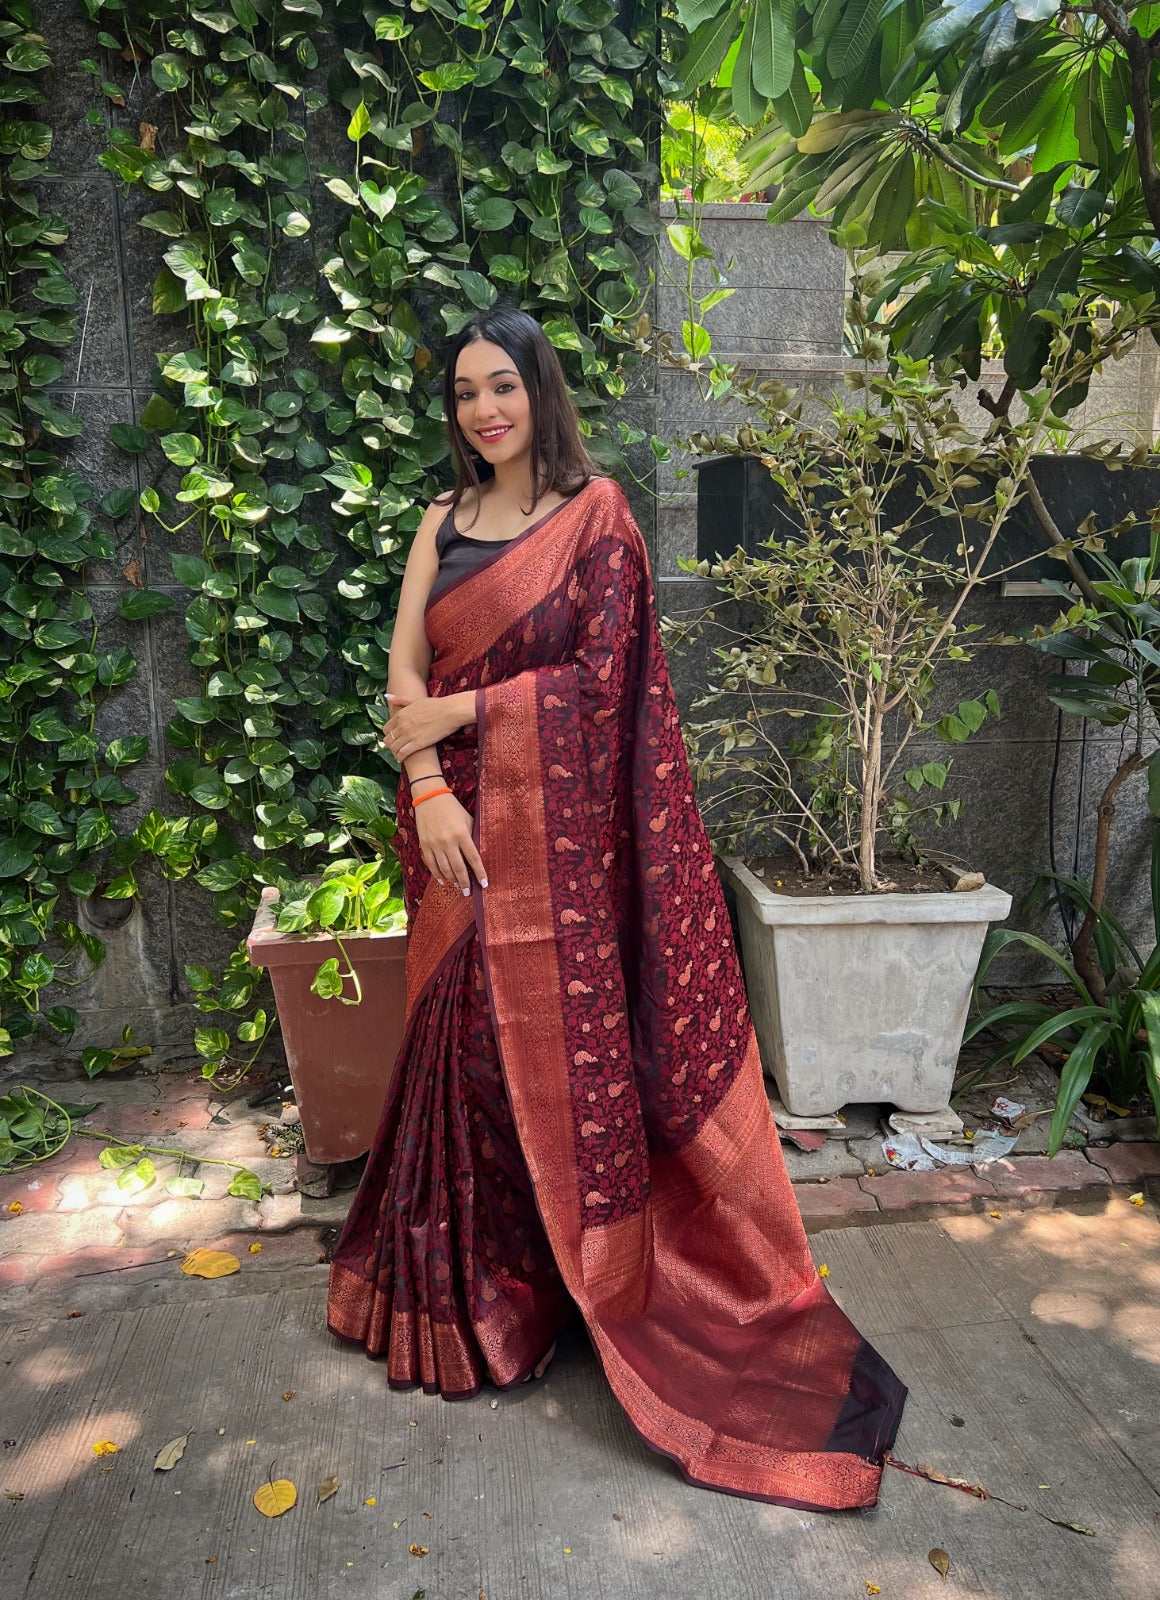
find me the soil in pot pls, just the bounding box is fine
[746,855,956,897]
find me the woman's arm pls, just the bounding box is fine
[384,501,479,760]
[387,500,443,785]
[387,499,487,895]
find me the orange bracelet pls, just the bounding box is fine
[412,785,453,808]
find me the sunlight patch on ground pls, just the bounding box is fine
[10,1410,141,1495]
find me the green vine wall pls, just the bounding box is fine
[1,0,670,1076]
[0,2,147,1059]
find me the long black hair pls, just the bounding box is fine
[441,308,597,521]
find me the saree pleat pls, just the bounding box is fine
[327,477,906,1508]
[328,930,572,1396]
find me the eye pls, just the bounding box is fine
[495,383,515,394]
[455,389,473,402]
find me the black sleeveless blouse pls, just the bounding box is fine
[428,509,521,603]
[427,482,596,604]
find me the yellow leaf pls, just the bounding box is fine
[253,1478,297,1518]
[181,1248,240,1279]
[1129,1192,1145,1207]
[317,1476,340,1505]
[7,1201,23,1214]
[989,1211,1002,1219]
[249,1243,262,1254]
[408,1544,429,1557]
[154,1431,191,1471]
[929,1547,950,1581]
[866,1586,881,1596]
[363,1496,377,1506]
[818,1264,830,1278]
[91,1440,119,1457]
[282,1391,295,1402]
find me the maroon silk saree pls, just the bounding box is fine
[327,477,905,1510]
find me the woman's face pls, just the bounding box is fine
[453,338,533,471]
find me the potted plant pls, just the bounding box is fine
[662,359,1088,1120]
[246,777,408,1167]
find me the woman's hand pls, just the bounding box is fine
[383,692,475,763]
[414,792,488,895]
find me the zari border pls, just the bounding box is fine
[474,679,893,1511]
[428,479,620,682]
[404,880,476,1018]
[475,673,582,1270]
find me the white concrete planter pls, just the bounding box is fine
[723,857,1013,1118]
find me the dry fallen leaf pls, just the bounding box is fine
[282,1392,296,1402]
[364,1496,377,1506]
[989,1211,1002,1219]
[818,1264,830,1278]
[253,1478,297,1518]
[866,1586,881,1596]
[181,1249,240,1279]
[249,1243,262,1253]
[5,1490,23,1502]
[929,1548,950,1581]
[91,1440,119,1457]
[6,1201,22,1215]
[154,1432,191,1472]
[67,1310,84,1319]
[138,122,158,153]
[408,1543,429,1556]
[1042,1517,1095,1537]
[316,1476,340,1506]
[1129,1192,1145,1207]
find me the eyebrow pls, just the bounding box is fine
[454,368,518,384]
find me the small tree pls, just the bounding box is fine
[664,350,1106,891]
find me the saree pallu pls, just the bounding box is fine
[328,477,906,1510]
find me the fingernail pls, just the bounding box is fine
[462,888,470,898]
[480,879,489,889]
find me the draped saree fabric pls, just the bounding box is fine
[327,477,906,1510]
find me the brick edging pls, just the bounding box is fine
[793,1145,1160,1232]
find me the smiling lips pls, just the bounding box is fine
[476,426,512,442]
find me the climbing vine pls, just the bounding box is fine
[0,3,148,1057]
[36,0,668,1081]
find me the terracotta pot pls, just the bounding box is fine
[246,886,408,1165]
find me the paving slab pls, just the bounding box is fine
[2,1202,1158,1598]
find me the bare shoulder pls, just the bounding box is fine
[414,495,453,544]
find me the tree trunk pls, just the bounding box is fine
[1072,752,1148,1000]
[859,701,884,893]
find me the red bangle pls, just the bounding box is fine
[412,785,453,808]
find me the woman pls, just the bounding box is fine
[327,309,906,1510]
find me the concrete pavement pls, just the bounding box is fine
[2,1066,1160,1598]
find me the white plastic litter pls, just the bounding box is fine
[920,1132,1018,1167]
[881,1128,1018,1171]
[990,1096,1026,1122]
[881,1131,937,1171]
